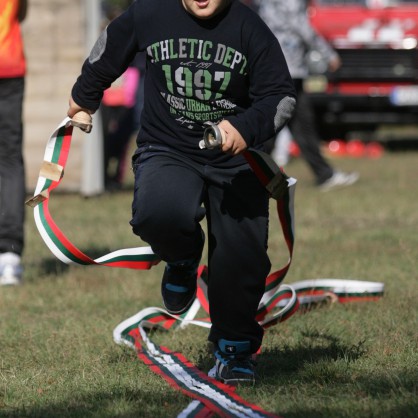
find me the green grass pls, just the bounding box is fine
[1,151,417,417]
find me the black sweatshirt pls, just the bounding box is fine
[72,0,296,167]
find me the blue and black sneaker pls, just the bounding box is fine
[161,257,200,315]
[214,339,256,386]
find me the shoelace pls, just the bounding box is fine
[228,357,256,373]
[164,265,197,290]
[216,351,256,370]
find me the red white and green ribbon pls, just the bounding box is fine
[28,118,384,418]
[27,118,295,273]
[27,117,300,326]
[115,325,281,418]
[112,277,383,418]
[28,118,160,269]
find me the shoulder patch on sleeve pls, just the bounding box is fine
[274,96,296,131]
[89,28,108,64]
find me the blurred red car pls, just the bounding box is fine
[306,0,418,142]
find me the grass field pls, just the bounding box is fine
[1,150,417,418]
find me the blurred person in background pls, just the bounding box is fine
[101,56,141,191]
[0,0,27,285]
[257,0,359,191]
[100,1,142,191]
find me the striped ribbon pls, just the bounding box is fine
[28,118,384,418]
[112,277,383,418]
[118,326,281,418]
[26,118,160,269]
[27,117,299,326]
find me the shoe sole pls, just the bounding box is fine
[319,174,359,192]
[218,376,256,386]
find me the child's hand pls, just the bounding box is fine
[67,97,93,133]
[217,120,248,155]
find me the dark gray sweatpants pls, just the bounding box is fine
[130,150,270,353]
[0,77,25,256]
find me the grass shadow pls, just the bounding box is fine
[38,256,70,276]
[259,331,367,377]
[0,388,183,418]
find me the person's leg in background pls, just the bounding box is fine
[101,104,136,191]
[289,79,358,191]
[289,79,334,184]
[0,77,25,285]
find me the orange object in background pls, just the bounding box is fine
[346,139,366,157]
[288,140,301,157]
[327,139,347,157]
[365,142,384,159]
[326,139,384,159]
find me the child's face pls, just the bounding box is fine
[181,0,230,19]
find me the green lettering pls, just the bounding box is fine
[202,41,212,61]
[188,38,198,59]
[162,65,174,94]
[222,47,235,68]
[169,39,178,59]
[239,56,248,75]
[214,71,231,99]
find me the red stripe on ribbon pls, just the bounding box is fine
[102,260,159,269]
